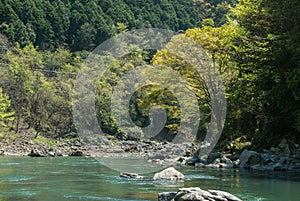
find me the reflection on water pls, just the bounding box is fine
[0,157,300,201]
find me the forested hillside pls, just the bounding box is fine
[0,0,299,151]
[0,0,199,51]
[194,0,237,27]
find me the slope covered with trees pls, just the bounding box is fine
[0,0,199,51]
[194,0,237,27]
[0,0,299,151]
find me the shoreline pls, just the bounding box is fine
[1,134,300,172]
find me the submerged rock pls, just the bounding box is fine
[153,167,184,180]
[158,187,242,201]
[120,172,144,179]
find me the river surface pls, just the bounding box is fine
[0,157,300,201]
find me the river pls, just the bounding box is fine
[0,157,299,201]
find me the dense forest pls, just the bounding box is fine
[0,0,199,50]
[0,0,299,152]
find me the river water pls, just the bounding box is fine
[0,157,299,201]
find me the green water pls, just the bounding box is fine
[0,157,300,201]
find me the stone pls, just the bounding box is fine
[195,163,206,168]
[207,152,224,164]
[28,149,46,157]
[270,147,280,154]
[277,139,297,155]
[227,154,240,162]
[153,167,184,180]
[219,156,232,164]
[173,187,206,201]
[239,150,264,169]
[177,157,187,164]
[261,153,273,164]
[176,192,206,201]
[206,163,222,168]
[233,159,240,168]
[272,163,287,171]
[158,192,177,201]
[69,150,84,156]
[158,187,243,201]
[185,156,201,166]
[120,172,143,179]
[0,149,5,156]
[208,190,242,201]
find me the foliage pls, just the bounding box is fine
[30,135,58,146]
[194,0,237,27]
[0,0,299,150]
[0,0,199,51]
[1,43,80,138]
[226,0,300,148]
[0,87,14,135]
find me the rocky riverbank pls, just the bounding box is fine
[190,139,300,172]
[0,137,85,157]
[1,133,300,172]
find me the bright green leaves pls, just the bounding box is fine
[195,0,236,27]
[225,0,300,147]
[0,87,14,135]
[1,43,80,137]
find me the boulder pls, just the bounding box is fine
[207,152,224,164]
[153,167,184,180]
[277,139,297,155]
[69,150,84,156]
[239,150,264,169]
[172,187,209,201]
[28,149,46,157]
[158,187,243,201]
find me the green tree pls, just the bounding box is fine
[227,0,300,147]
[0,87,14,136]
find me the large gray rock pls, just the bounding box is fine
[239,150,264,169]
[158,187,243,201]
[277,139,297,155]
[207,152,224,164]
[153,167,184,180]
